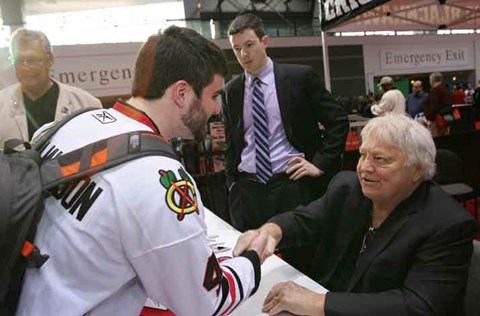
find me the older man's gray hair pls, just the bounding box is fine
[429,72,443,84]
[360,113,436,180]
[10,28,52,57]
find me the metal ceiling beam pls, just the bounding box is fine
[0,0,25,26]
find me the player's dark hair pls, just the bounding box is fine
[132,26,228,99]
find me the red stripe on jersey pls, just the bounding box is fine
[113,100,160,134]
[140,307,175,316]
[220,269,237,316]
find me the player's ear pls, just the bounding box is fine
[172,80,189,108]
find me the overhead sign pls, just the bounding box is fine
[318,0,391,31]
[319,0,480,32]
[380,47,470,70]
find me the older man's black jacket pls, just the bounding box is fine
[271,171,478,316]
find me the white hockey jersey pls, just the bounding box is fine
[17,102,260,316]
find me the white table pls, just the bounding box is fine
[145,209,327,315]
[206,210,327,315]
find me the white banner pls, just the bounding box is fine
[380,47,470,70]
[0,43,140,97]
[50,52,137,97]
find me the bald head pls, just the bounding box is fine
[412,80,423,95]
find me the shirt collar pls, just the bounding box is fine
[112,100,161,134]
[245,58,274,87]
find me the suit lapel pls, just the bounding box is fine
[230,74,246,148]
[334,197,372,273]
[347,212,410,291]
[273,63,293,135]
[347,185,426,291]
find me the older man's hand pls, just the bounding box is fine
[263,281,325,316]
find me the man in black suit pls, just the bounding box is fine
[234,114,478,315]
[222,14,349,233]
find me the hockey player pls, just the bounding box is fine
[17,26,265,316]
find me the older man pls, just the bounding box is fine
[234,114,477,316]
[406,80,428,118]
[0,28,101,148]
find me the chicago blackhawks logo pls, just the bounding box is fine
[159,168,199,221]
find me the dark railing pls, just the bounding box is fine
[166,18,322,40]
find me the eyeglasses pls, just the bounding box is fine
[11,57,46,67]
[359,226,376,254]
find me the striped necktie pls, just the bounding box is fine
[252,77,272,183]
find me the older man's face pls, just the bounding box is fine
[13,40,52,93]
[357,140,421,208]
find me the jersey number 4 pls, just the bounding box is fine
[203,253,222,291]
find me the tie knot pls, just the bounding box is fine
[253,77,262,87]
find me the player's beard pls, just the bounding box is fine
[181,97,208,142]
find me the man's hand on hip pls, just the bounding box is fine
[286,157,324,181]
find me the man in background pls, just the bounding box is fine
[406,80,428,118]
[424,72,454,137]
[371,76,405,116]
[464,82,475,104]
[222,14,348,274]
[453,83,465,105]
[222,13,348,233]
[0,28,101,148]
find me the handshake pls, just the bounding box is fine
[232,223,327,316]
[233,223,283,264]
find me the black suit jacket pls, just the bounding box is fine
[272,171,478,316]
[221,62,349,186]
